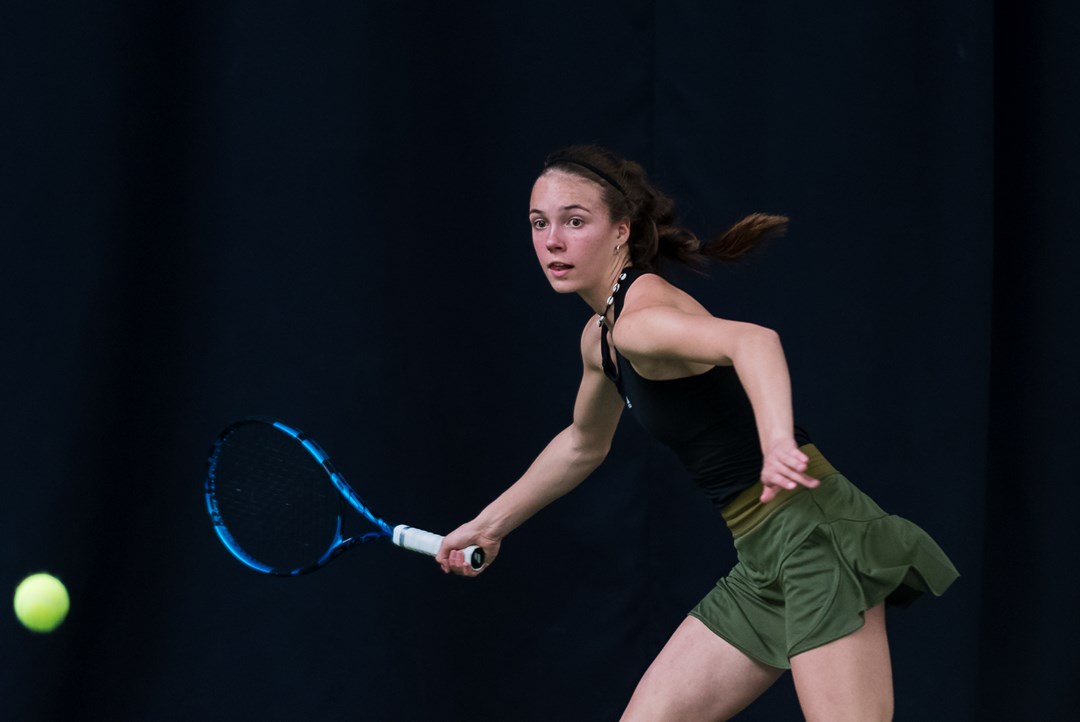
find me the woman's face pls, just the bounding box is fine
[529,170,629,296]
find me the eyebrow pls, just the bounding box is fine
[529,204,594,215]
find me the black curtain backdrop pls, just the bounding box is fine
[2,1,1076,720]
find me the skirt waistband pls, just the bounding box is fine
[721,444,838,538]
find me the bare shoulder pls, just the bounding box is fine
[613,273,720,375]
[617,273,712,331]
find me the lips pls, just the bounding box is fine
[548,261,574,278]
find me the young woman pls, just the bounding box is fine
[436,145,958,721]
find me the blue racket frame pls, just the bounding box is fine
[205,417,396,576]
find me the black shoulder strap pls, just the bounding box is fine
[599,268,642,385]
[600,320,619,384]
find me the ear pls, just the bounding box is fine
[615,217,631,242]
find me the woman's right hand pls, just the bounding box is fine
[436,522,502,577]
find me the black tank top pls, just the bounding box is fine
[600,269,809,509]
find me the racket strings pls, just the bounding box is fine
[209,423,343,573]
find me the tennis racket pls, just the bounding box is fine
[205,417,483,576]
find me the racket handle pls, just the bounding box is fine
[392,525,485,570]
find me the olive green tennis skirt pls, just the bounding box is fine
[689,444,958,669]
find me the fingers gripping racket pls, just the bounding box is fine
[205,417,483,576]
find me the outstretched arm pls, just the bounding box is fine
[437,322,624,575]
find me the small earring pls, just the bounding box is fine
[614,244,621,254]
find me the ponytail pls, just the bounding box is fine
[644,212,787,271]
[698,213,788,263]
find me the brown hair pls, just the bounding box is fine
[542,145,787,273]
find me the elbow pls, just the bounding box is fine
[730,324,783,365]
[578,438,611,472]
[587,440,612,469]
[755,324,781,346]
[567,427,612,471]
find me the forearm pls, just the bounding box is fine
[730,327,797,452]
[472,425,607,540]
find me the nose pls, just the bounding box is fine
[545,226,564,251]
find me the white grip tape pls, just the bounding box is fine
[392,525,443,556]
[392,525,484,569]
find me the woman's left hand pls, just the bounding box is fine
[759,438,819,503]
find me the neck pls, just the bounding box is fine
[582,258,632,320]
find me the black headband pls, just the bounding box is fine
[544,155,627,195]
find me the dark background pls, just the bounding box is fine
[2,1,1076,720]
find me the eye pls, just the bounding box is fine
[531,218,548,230]
[567,217,584,228]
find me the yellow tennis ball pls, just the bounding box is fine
[13,573,69,633]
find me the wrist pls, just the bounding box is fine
[761,434,794,454]
[472,509,510,542]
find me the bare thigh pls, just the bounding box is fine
[790,604,894,722]
[621,616,784,722]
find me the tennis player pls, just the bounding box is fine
[437,145,958,721]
